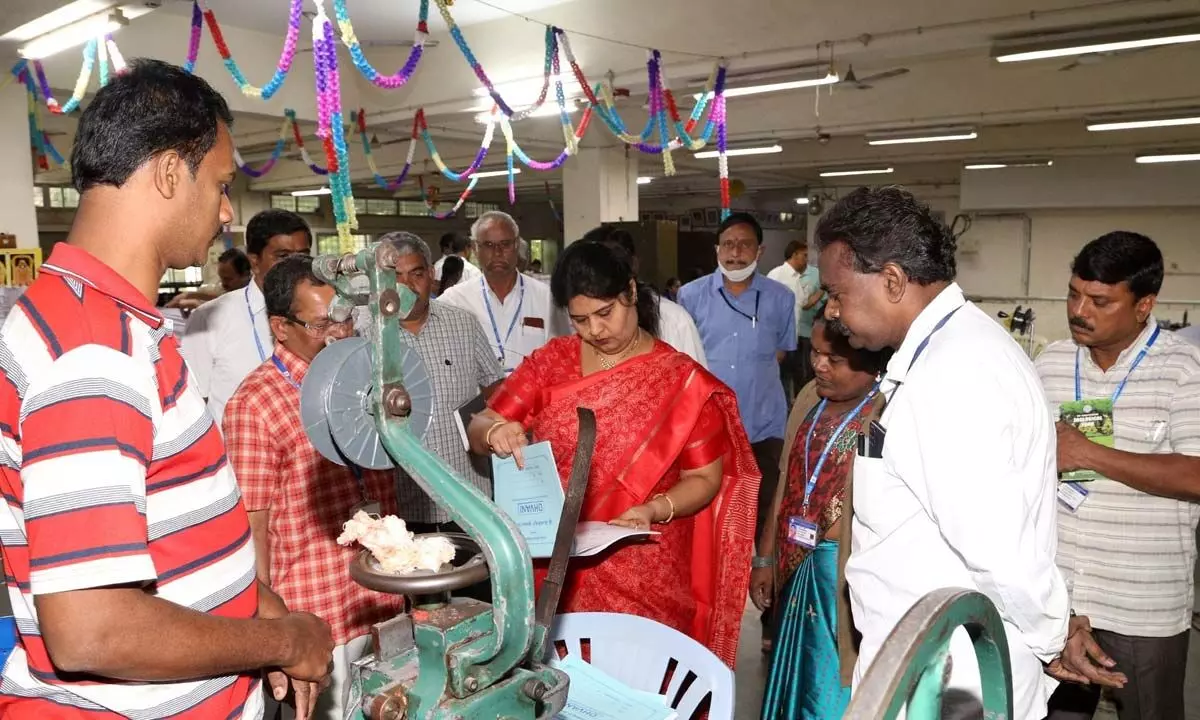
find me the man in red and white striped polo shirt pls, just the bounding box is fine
[0,59,333,719]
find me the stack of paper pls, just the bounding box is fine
[493,442,660,559]
[555,655,677,720]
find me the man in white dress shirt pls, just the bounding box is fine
[767,239,823,398]
[438,211,567,373]
[432,231,481,283]
[181,208,312,423]
[581,225,707,368]
[815,187,1070,719]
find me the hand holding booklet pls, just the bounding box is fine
[492,441,659,559]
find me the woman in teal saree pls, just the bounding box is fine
[752,317,887,720]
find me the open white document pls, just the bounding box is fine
[554,654,677,720]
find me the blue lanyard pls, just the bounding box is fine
[718,288,761,329]
[1074,325,1160,404]
[907,304,963,373]
[802,385,879,512]
[245,284,267,363]
[481,275,524,368]
[272,353,367,496]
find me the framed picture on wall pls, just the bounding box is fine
[679,216,692,231]
[0,248,42,288]
[703,208,720,226]
[690,209,705,226]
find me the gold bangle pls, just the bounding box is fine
[485,420,507,449]
[653,493,675,524]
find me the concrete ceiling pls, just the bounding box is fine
[11,0,1200,200]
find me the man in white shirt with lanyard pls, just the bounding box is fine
[438,211,566,374]
[814,187,1069,720]
[580,224,708,368]
[181,208,312,424]
[1036,232,1200,720]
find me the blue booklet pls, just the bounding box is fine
[554,655,677,720]
[492,441,565,558]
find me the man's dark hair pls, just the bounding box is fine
[784,240,806,259]
[815,186,956,284]
[245,209,311,256]
[218,247,251,276]
[1071,231,1163,299]
[264,255,326,319]
[451,233,472,254]
[71,59,233,193]
[551,240,659,337]
[439,232,457,252]
[580,225,637,257]
[717,212,763,245]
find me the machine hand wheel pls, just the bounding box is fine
[349,533,490,596]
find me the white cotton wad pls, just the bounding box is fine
[337,511,456,574]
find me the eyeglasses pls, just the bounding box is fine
[289,315,354,336]
[718,239,758,252]
[479,238,517,253]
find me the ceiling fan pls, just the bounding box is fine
[840,64,909,89]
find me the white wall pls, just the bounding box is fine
[0,82,39,249]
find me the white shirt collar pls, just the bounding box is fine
[885,282,966,385]
[245,280,266,314]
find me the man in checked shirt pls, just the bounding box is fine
[223,255,405,720]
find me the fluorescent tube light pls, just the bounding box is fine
[470,169,522,179]
[291,187,332,196]
[1135,153,1200,164]
[795,197,810,205]
[964,159,1053,170]
[18,10,128,59]
[693,144,783,159]
[867,129,977,146]
[995,33,1200,62]
[2,0,116,42]
[637,177,653,185]
[1088,115,1200,131]
[694,72,839,100]
[819,167,894,178]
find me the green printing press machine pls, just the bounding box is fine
[304,243,1016,720]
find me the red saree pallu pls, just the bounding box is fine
[488,336,760,667]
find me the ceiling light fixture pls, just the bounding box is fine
[637,177,653,185]
[795,197,810,205]
[693,144,783,159]
[1087,114,1200,131]
[993,19,1200,63]
[819,167,895,178]
[470,169,522,179]
[867,128,978,145]
[2,0,123,42]
[291,187,332,196]
[1135,152,1200,164]
[693,72,839,101]
[17,9,129,59]
[964,159,1054,170]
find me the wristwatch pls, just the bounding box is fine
[751,555,775,569]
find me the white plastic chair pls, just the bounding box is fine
[547,612,735,720]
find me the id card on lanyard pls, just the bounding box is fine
[272,355,379,515]
[482,276,525,373]
[787,386,878,549]
[1059,325,1160,510]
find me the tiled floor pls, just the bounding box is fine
[732,602,1200,720]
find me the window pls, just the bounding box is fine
[48,187,79,208]
[464,202,500,219]
[33,187,44,208]
[294,195,321,213]
[316,234,372,255]
[365,199,397,216]
[270,195,297,211]
[397,200,428,217]
[353,197,368,215]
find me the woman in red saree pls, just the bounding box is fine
[468,240,760,667]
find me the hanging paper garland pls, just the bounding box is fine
[418,173,477,219]
[184,0,203,73]
[16,64,65,170]
[417,108,497,183]
[312,0,358,251]
[354,109,417,190]
[234,115,292,178]
[498,107,593,203]
[714,91,729,220]
[197,0,301,100]
[333,0,428,89]
[284,109,330,176]
[106,35,127,74]
[33,40,95,114]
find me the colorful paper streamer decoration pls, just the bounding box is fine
[195,0,301,100]
[311,0,358,251]
[334,0,428,89]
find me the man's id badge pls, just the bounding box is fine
[1057,482,1088,513]
[786,516,818,549]
[352,500,382,517]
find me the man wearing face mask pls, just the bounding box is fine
[1036,232,1200,720]
[677,212,796,578]
[223,255,405,720]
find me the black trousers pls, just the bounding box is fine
[780,336,814,401]
[751,438,784,635]
[1045,629,1189,720]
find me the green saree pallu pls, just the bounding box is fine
[761,539,849,720]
